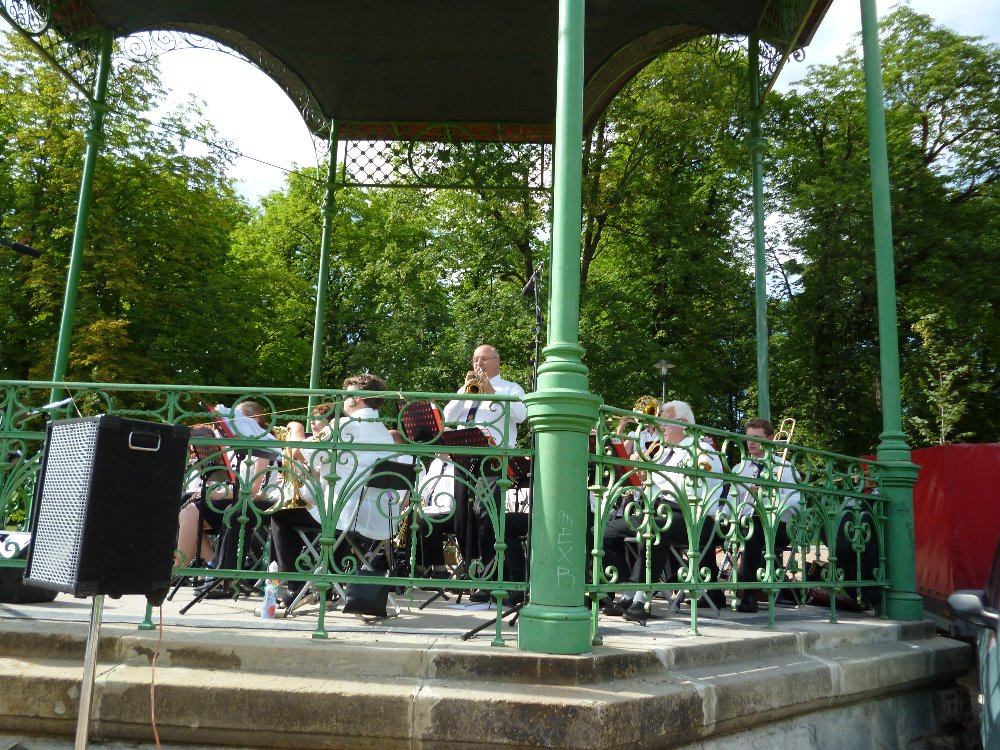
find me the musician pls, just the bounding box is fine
[728,418,801,613]
[602,400,726,622]
[441,344,528,601]
[405,456,457,575]
[269,374,395,606]
[174,400,275,571]
[442,344,526,447]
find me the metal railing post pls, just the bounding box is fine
[308,120,341,414]
[50,30,114,400]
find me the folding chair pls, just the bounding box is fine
[668,514,725,616]
[284,458,417,618]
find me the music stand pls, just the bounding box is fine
[399,400,444,443]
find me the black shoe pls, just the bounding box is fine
[599,596,624,616]
[502,591,525,608]
[623,601,649,625]
[469,589,492,603]
[735,597,758,613]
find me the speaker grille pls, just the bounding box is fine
[29,420,100,588]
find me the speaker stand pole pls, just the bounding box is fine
[75,594,104,750]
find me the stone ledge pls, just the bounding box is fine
[0,617,973,749]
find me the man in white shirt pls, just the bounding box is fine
[602,400,726,622]
[270,374,395,605]
[441,344,528,601]
[442,344,527,447]
[729,418,801,613]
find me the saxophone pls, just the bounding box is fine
[393,505,415,549]
[270,424,309,510]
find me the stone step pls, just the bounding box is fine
[0,616,973,749]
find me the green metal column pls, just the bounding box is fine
[860,0,922,620]
[50,30,114,394]
[519,0,601,655]
[748,34,770,421]
[308,120,340,411]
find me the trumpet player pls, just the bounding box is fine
[442,344,526,447]
[728,418,801,613]
[442,344,528,601]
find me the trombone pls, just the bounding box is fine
[773,417,796,483]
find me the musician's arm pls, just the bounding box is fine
[442,397,465,423]
[502,382,527,425]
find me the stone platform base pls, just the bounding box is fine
[0,595,975,749]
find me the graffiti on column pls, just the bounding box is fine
[556,510,575,587]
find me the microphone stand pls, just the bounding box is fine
[461,258,545,640]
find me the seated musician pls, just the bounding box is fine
[441,344,527,602]
[602,400,726,622]
[174,400,275,572]
[401,456,457,577]
[728,418,802,613]
[269,374,395,606]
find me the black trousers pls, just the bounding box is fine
[409,513,453,567]
[270,509,376,594]
[453,474,527,583]
[602,504,719,587]
[735,516,791,603]
[833,515,880,607]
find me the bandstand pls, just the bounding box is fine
[0,0,923,660]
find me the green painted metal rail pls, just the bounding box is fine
[2,380,890,646]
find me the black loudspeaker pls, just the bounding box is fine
[24,416,191,604]
[0,532,57,603]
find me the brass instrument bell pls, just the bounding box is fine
[463,371,486,395]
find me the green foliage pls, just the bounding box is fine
[0,32,250,386]
[2,8,997,458]
[579,50,756,429]
[767,7,999,452]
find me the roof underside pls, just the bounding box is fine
[48,0,831,141]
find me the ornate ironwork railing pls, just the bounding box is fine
[588,405,887,640]
[0,380,530,643]
[2,381,888,643]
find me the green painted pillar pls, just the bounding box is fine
[860,0,922,620]
[308,120,340,412]
[748,35,770,421]
[50,30,114,396]
[518,0,601,655]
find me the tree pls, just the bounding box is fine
[0,32,252,386]
[767,7,999,453]
[578,48,756,428]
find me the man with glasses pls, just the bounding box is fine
[442,344,527,602]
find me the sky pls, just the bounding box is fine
[4,2,998,202]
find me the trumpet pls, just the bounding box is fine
[463,371,486,394]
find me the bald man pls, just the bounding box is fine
[442,344,528,602]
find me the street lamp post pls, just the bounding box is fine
[654,359,674,403]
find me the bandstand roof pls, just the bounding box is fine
[26,0,831,141]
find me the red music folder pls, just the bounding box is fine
[399,400,444,443]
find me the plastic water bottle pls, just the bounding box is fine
[261,580,278,619]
